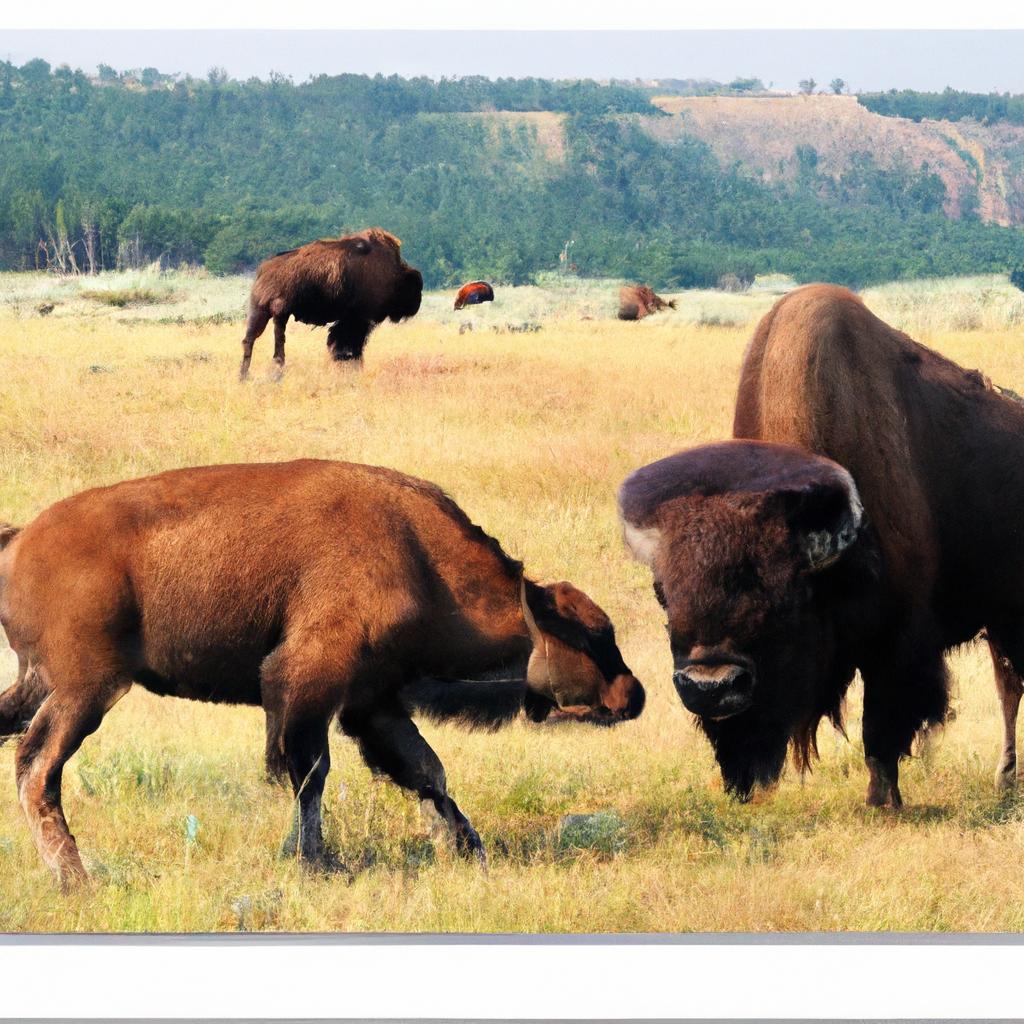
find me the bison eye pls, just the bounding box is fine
[353,239,370,255]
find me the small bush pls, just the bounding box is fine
[557,811,629,855]
[1011,266,1024,292]
[81,287,169,307]
[717,272,752,293]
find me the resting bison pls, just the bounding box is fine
[624,282,1024,807]
[618,285,676,322]
[0,460,643,888]
[239,228,423,379]
[454,281,494,310]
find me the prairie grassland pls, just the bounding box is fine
[2,273,1024,933]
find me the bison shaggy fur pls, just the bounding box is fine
[239,227,423,378]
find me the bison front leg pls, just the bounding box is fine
[341,705,486,866]
[861,641,949,809]
[326,319,372,364]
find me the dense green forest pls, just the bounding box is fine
[2,59,1024,289]
[859,88,1024,126]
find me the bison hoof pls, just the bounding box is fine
[865,757,903,808]
[995,761,1018,793]
[456,823,487,869]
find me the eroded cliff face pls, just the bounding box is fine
[642,94,1024,226]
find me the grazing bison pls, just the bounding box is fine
[454,281,494,311]
[0,461,643,888]
[618,285,676,322]
[239,228,423,379]
[623,282,1024,807]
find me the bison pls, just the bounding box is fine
[454,281,494,311]
[239,228,423,379]
[625,282,1024,808]
[618,285,676,322]
[0,460,644,889]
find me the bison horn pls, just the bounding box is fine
[520,577,543,643]
[801,470,864,571]
[520,579,559,700]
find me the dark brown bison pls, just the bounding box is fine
[618,285,676,322]
[0,460,644,889]
[454,281,494,311]
[625,282,1024,808]
[239,228,423,379]
[620,440,872,801]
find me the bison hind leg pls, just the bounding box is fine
[239,307,272,381]
[986,630,1024,793]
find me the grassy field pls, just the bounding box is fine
[2,271,1024,933]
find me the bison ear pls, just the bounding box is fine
[780,477,863,572]
[551,582,609,631]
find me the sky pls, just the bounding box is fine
[2,30,1024,93]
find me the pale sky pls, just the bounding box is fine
[2,30,1024,93]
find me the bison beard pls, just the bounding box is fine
[699,712,791,799]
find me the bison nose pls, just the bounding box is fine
[672,661,754,719]
[620,676,646,720]
[600,674,646,722]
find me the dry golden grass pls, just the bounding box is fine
[2,275,1024,932]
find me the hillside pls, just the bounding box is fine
[2,62,1024,288]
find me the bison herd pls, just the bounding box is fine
[2,231,1023,889]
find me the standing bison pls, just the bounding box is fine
[623,283,1024,807]
[454,281,494,310]
[0,460,643,888]
[239,228,423,379]
[618,285,676,322]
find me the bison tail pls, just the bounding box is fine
[0,663,48,741]
[0,524,19,551]
[400,678,526,731]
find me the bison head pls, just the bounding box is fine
[520,579,645,725]
[619,441,880,798]
[342,228,423,324]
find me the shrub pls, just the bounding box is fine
[1011,265,1024,292]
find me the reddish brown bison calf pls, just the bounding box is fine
[239,228,423,379]
[0,461,643,888]
[454,281,495,311]
[618,285,676,321]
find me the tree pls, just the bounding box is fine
[799,78,817,95]
[830,78,846,95]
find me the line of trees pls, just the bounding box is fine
[1,60,1024,289]
[859,88,1024,125]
